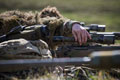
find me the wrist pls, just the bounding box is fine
[72,23,81,28]
[64,20,81,31]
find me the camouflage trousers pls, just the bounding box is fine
[0,38,52,59]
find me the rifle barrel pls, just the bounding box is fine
[1,50,120,72]
[64,46,120,51]
[0,57,90,72]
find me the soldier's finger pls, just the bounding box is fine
[84,32,87,43]
[81,31,85,44]
[72,31,77,41]
[86,31,91,40]
[77,32,82,45]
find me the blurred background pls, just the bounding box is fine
[0,0,120,31]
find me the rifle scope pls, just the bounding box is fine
[85,24,106,32]
[52,35,115,44]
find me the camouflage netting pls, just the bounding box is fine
[0,6,64,36]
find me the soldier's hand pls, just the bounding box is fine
[72,24,91,45]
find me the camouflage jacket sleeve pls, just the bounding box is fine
[63,20,81,36]
[41,17,81,37]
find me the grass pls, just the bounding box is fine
[9,69,118,80]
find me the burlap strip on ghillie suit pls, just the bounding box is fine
[39,6,63,18]
[0,11,36,35]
